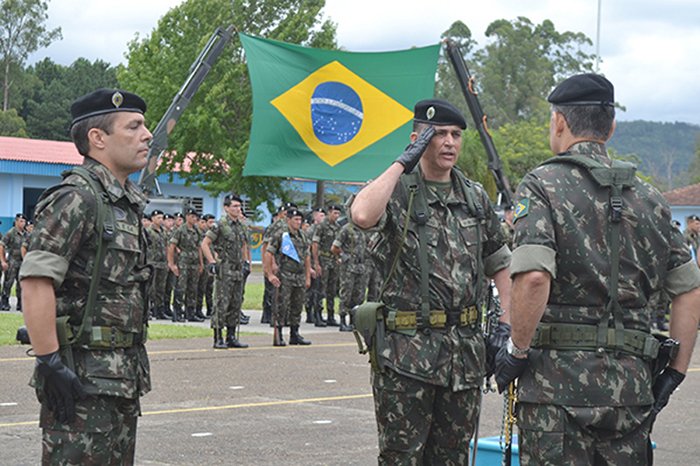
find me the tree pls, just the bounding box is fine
[0,0,62,111]
[119,0,337,214]
[0,106,27,136]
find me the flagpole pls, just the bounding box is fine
[316,180,325,208]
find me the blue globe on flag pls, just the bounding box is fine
[310,81,363,145]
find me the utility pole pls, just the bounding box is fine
[595,0,602,73]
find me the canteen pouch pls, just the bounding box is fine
[351,302,386,374]
[55,315,77,373]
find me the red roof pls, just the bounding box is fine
[663,183,700,206]
[0,136,83,165]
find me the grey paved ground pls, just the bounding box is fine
[1,302,700,465]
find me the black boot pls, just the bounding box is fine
[213,329,228,349]
[195,306,209,320]
[226,327,248,348]
[261,307,271,324]
[0,294,10,311]
[274,326,286,346]
[15,294,21,312]
[240,313,250,325]
[163,305,173,318]
[289,326,311,345]
[187,307,204,323]
[305,306,316,324]
[326,309,340,327]
[339,315,352,332]
[172,306,180,322]
[314,308,327,327]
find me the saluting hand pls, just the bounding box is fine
[395,125,435,173]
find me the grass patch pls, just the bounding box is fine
[0,313,25,346]
[243,283,263,310]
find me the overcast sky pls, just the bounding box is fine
[31,0,700,125]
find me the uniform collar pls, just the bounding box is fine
[82,157,148,209]
[559,141,612,167]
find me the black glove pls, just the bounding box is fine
[494,345,529,394]
[652,367,685,414]
[486,322,511,377]
[36,350,87,424]
[395,125,435,173]
[243,261,251,279]
[207,262,219,277]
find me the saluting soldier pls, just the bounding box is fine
[312,204,342,326]
[0,213,28,311]
[331,222,369,332]
[168,208,204,323]
[145,210,169,319]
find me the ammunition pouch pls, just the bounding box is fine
[319,251,336,259]
[351,302,386,374]
[531,322,660,359]
[384,306,479,331]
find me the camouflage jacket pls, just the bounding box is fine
[262,218,286,244]
[206,215,248,279]
[170,223,201,266]
[267,225,309,287]
[146,225,168,268]
[19,157,151,399]
[313,218,340,261]
[1,226,26,261]
[684,230,700,257]
[511,141,700,407]
[350,165,511,390]
[332,222,368,274]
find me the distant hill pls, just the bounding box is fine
[608,121,700,189]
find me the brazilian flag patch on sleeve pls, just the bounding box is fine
[513,198,530,222]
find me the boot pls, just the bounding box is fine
[195,306,210,320]
[213,329,228,349]
[241,313,250,325]
[314,308,327,327]
[289,326,311,345]
[187,307,204,323]
[171,306,181,323]
[15,294,21,312]
[226,327,248,348]
[163,305,173,318]
[273,326,286,346]
[305,306,316,324]
[261,307,272,324]
[326,309,340,327]
[339,315,352,332]
[0,294,10,311]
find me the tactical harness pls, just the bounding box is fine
[529,154,660,360]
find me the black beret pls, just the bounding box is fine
[164,213,173,219]
[15,213,27,220]
[185,208,198,216]
[287,208,303,218]
[688,215,700,222]
[142,213,151,220]
[26,220,33,225]
[203,214,215,220]
[327,204,341,212]
[672,220,681,227]
[70,89,146,128]
[413,99,467,129]
[151,210,164,216]
[548,74,614,107]
[173,212,184,218]
[225,194,242,204]
[313,207,326,214]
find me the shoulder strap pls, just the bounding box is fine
[540,153,638,352]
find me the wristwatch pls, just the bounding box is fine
[506,337,530,357]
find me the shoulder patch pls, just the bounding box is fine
[513,198,530,221]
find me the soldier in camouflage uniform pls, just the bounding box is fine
[331,222,369,332]
[0,213,27,311]
[19,89,153,465]
[261,202,297,325]
[312,204,342,326]
[194,215,213,320]
[266,208,312,346]
[365,233,382,303]
[168,208,204,323]
[349,99,512,465]
[305,207,325,325]
[161,213,175,319]
[145,210,169,320]
[495,74,700,466]
[202,195,249,349]
[683,214,700,262]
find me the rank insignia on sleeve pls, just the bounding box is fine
[514,198,530,221]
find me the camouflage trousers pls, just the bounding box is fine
[212,277,243,329]
[366,263,382,303]
[2,258,22,302]
[149,265,168,309]
[276,279,305,327]
[517,402,654,466]
[372,368,480,465]
[339,267,369,317]
[305,275,323,313]
[319,256,339,312]
[197,270,214,313]
[40,394,140,466]
[177,263,200,308]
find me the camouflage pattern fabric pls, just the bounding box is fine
[517,402,653,466]
[268,226,309,326]
[170,224,202,309]
[313,218,341,312]
[511,141,699,408]
[146,225,168,311]
[40,395,140,466]
[333,223,369,317]
[349,165,510,462]
[1,226,26,300]
[683,229,700,259]
[207,215,248,329]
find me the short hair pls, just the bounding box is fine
[70,113,118,156]
[412,120,428,134]
[552,104,615,141]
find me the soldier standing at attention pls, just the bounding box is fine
[265,208,312,346]
[202,195,249,349]
[331,222,369,332]
[305,207,325,325]
[1,213,27,311]
[194,215,213,320]
[349,99,512,464]
[261,202,296,325]
[168,208,204,323]
[312,204,342,326]
[495,74,700,465]
[146,210,169,320]
[20,89,153,464]
[683,214,700,263]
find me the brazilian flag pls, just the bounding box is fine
[240,33,440,182]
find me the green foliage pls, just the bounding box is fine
[0,106,27,136]
[119,0,338,215]
[19,57,119,140]
[0,0,62,110]
[0,312,24,346]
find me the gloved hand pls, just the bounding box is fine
[395,125,435,173]
[207,262,219,277]
[494,345,529,394]
[36,350,87,424]
[486,322,511,377]
[652,367,685,414]
[243,261,251,279]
